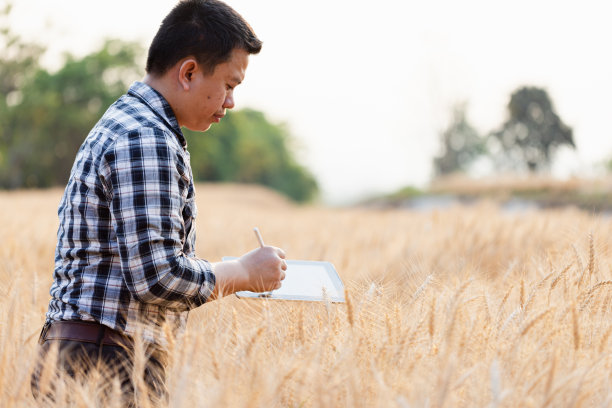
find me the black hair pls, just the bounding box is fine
[146,0,262,75]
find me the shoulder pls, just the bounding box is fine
[93,96,184,156]
[96,94,166,137]
[98,126,190,193]
[100,128,185,170]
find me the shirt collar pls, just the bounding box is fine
[127,81,187,147]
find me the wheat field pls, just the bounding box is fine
[1,183,612,407]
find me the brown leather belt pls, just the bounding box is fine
[40,320,132,348]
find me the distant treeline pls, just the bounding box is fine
[432,87,576,179]
[0,8,317,202]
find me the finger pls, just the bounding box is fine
[280,271,286,281]
[276,247,286,259]
[275,281,282,290]
[281,260,287,271]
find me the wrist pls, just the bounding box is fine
[231,259,250,292]
[211,259,249,297]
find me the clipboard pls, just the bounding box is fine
[222,257,345,302]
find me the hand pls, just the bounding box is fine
[238,246,287,292]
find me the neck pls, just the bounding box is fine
[143,74,168,100]
[143,74,182,126]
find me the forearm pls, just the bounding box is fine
[209,246,287,300]
[209,259,249,300]
[121,252,216,309]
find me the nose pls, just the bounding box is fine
[222,91,235,110]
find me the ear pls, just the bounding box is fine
[178,58,198,91]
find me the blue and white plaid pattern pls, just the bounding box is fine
[46,82,216,344]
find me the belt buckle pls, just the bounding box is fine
[38,321,51,345]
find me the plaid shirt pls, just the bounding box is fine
[46,81,216,344]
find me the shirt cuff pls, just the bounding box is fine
[198,260,216,302]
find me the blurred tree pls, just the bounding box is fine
[432,103,485,177]
[0,14,318,201]
[488,86,574,172]
[185,110,318,202]
[0,3,44,97]
[0,38,143,188]
[0,2,45,174]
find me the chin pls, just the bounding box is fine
[185,123,212,133]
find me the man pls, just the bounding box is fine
[32,0,287,405]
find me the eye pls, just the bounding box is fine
[226,84,234,91]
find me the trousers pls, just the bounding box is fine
[31,325,167,406]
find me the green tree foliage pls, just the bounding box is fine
[0,38,142,188]
[0,4,44,97]
[488,86,574,172]
[432,103,485,177]
[0,5,317,201]
[185,110,318,202]
[0,2,44,177]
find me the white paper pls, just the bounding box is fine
[224,257,344,302]
[274,263,341,299]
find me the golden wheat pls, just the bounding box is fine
[2,184,612,407]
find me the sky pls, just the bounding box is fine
[6,0,612,204]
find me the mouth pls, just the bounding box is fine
[213,113,225,123]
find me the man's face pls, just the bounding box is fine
[179,48,249,132]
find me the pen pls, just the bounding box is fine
[236,228,267,300]
[253,227,273,297]
[253,227,265,248]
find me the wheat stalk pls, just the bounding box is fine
[520,307,554,337]
[429,296,436,339]
[572,243,585,280]
[345,287,354,328]
[587,233,595,284]
[496,285,513,328]
[599,324,612,354]
[524,272,553,315]
[579,280,612,311]
[550,263,572,290]
[572,304,581,351]
[543,349,557,404]
[520,277,525,311]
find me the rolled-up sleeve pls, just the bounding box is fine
[100,127,215,310]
